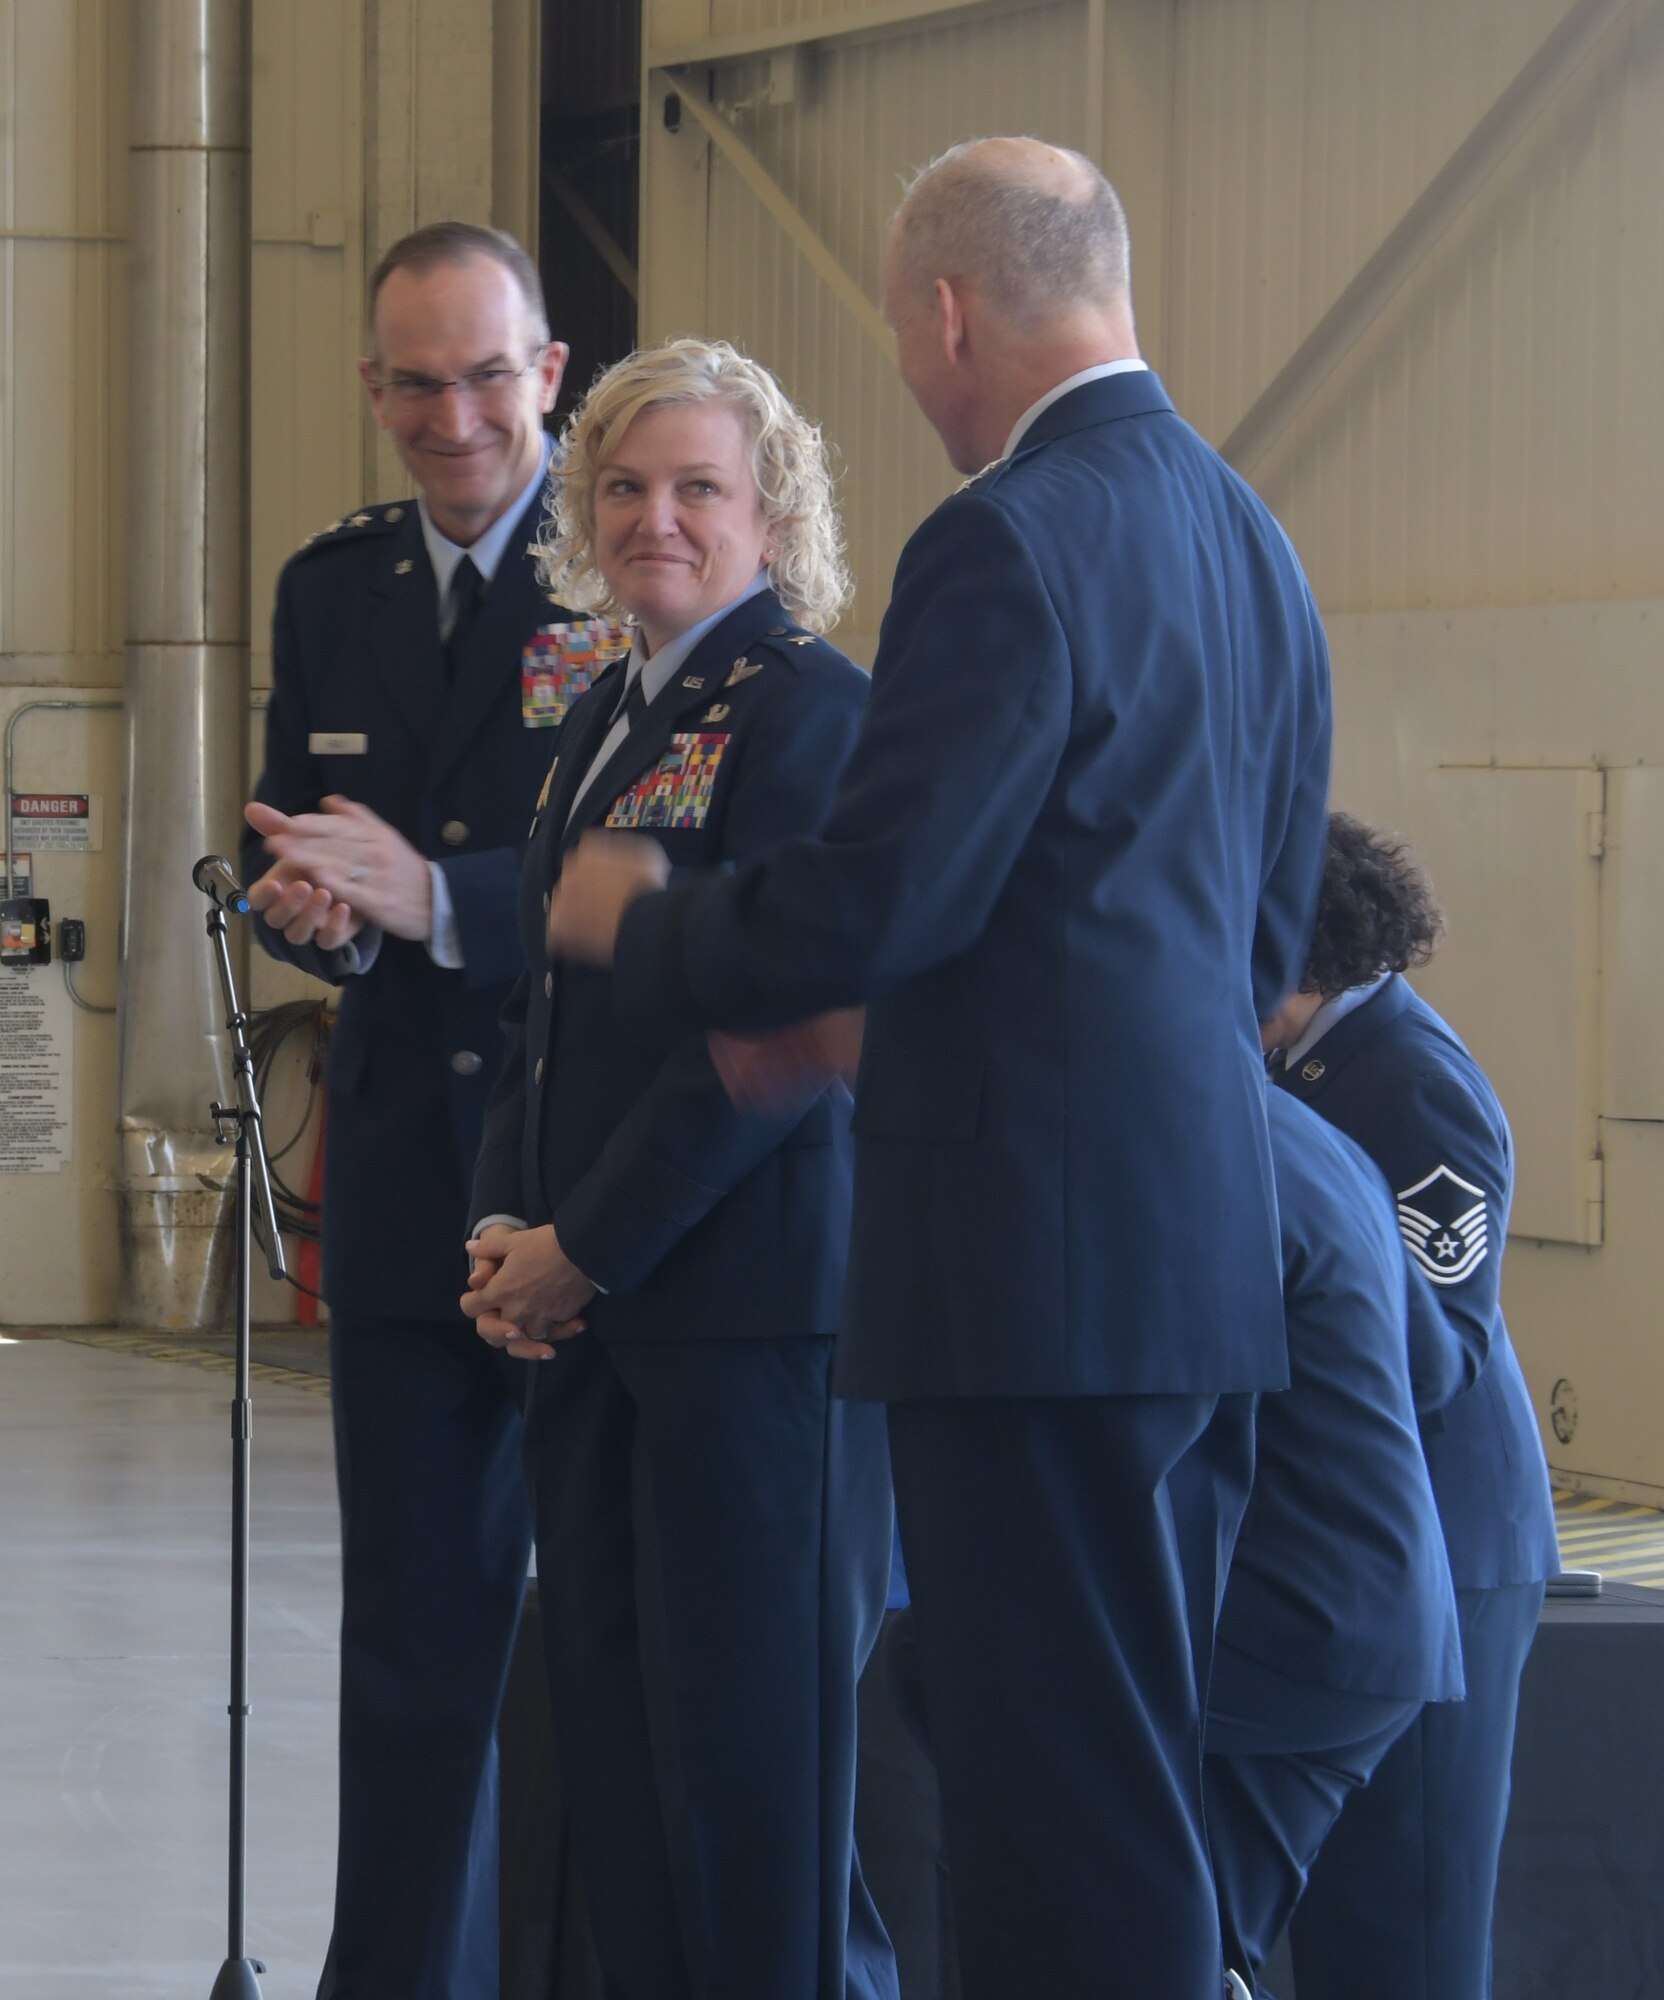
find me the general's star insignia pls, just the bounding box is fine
[348,512,372,528]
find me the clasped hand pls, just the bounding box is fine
[244,795,433,946]
[462,1223,597,1361]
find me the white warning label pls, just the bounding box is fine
[0,968,74,1172]
[8,792,101,852]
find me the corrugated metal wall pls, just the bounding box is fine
[1171,0,1664,612]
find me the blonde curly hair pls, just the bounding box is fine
[537,338,852,634]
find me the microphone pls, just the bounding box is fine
[193,854,252,916]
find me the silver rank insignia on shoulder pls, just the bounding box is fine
[394,558,414,575]
[726,657,765,688]
[348,512,372,527]
[703,702,731,723]
[784,635,814,647]
[681,675,706,690]
[956,456,1005,493]
[1396,1166,1488,1287]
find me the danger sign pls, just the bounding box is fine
[8,793,101,852]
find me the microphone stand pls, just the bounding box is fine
[198,861,286,2000]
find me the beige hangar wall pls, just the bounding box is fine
[637,0,1664,1499]
[0,0,537,1326]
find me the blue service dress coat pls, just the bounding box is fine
[613,369,1331,1401]
[1275,973,1560,2000]
[245,492,565,1318]
[244,488,570,2000]
[606,370,1334,2000]
[1205,1088,1464,1987]
[470,585,896,2000]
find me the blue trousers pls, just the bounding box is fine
[1204,1645,1421,1992]
[525,1332,898,2000]
[887,1392,1257,2000]
[318,1312,532,2000]
[1289,1581,1545,2000]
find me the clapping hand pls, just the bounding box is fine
[245,796,433,942]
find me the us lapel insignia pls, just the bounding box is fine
[1300,1058,1325,1083]
[681,675,706,690]
[702,702,732,723]
[394,558,414,575]
[725,657,765,688]
[522,617,630,727]
[605,732,730,832]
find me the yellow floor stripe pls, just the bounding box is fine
[1551,1488,1664,1586]
[37,1326,330,1397]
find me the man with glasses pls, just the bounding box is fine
[240,223,578,2000]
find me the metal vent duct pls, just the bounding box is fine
[117,0,252,1329]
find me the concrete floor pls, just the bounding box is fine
[0,1334,339,1998]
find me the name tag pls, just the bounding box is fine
[309,732,368,756]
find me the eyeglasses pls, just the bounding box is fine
[369,359,542,408]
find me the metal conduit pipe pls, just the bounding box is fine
[117,0,252,1329]
[3,698,124,896]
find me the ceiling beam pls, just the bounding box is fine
[1221,0,1634,475]
[666,79,894,358]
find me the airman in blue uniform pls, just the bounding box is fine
[240,223,573,2000]
[1264,812,1559,2000]
[464,344,896,2000]
[1205,1088,1465,1991]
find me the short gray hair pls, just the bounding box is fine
[368,221,550,349]
[539,338,852,633]
[892,139,1130,330]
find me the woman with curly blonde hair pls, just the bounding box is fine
[539,334,852,633]
[463,338,896,2000]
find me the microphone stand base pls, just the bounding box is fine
[209,1958,266,1998]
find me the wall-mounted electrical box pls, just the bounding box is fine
[0,898,51,968]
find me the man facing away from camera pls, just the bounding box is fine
[546,137,1333,2000]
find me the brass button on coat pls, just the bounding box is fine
[440,819,469,846]
[450,1050,483,1077]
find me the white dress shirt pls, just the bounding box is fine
[1001,358,1150,461]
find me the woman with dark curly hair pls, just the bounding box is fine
[1261,811,1558,2000]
